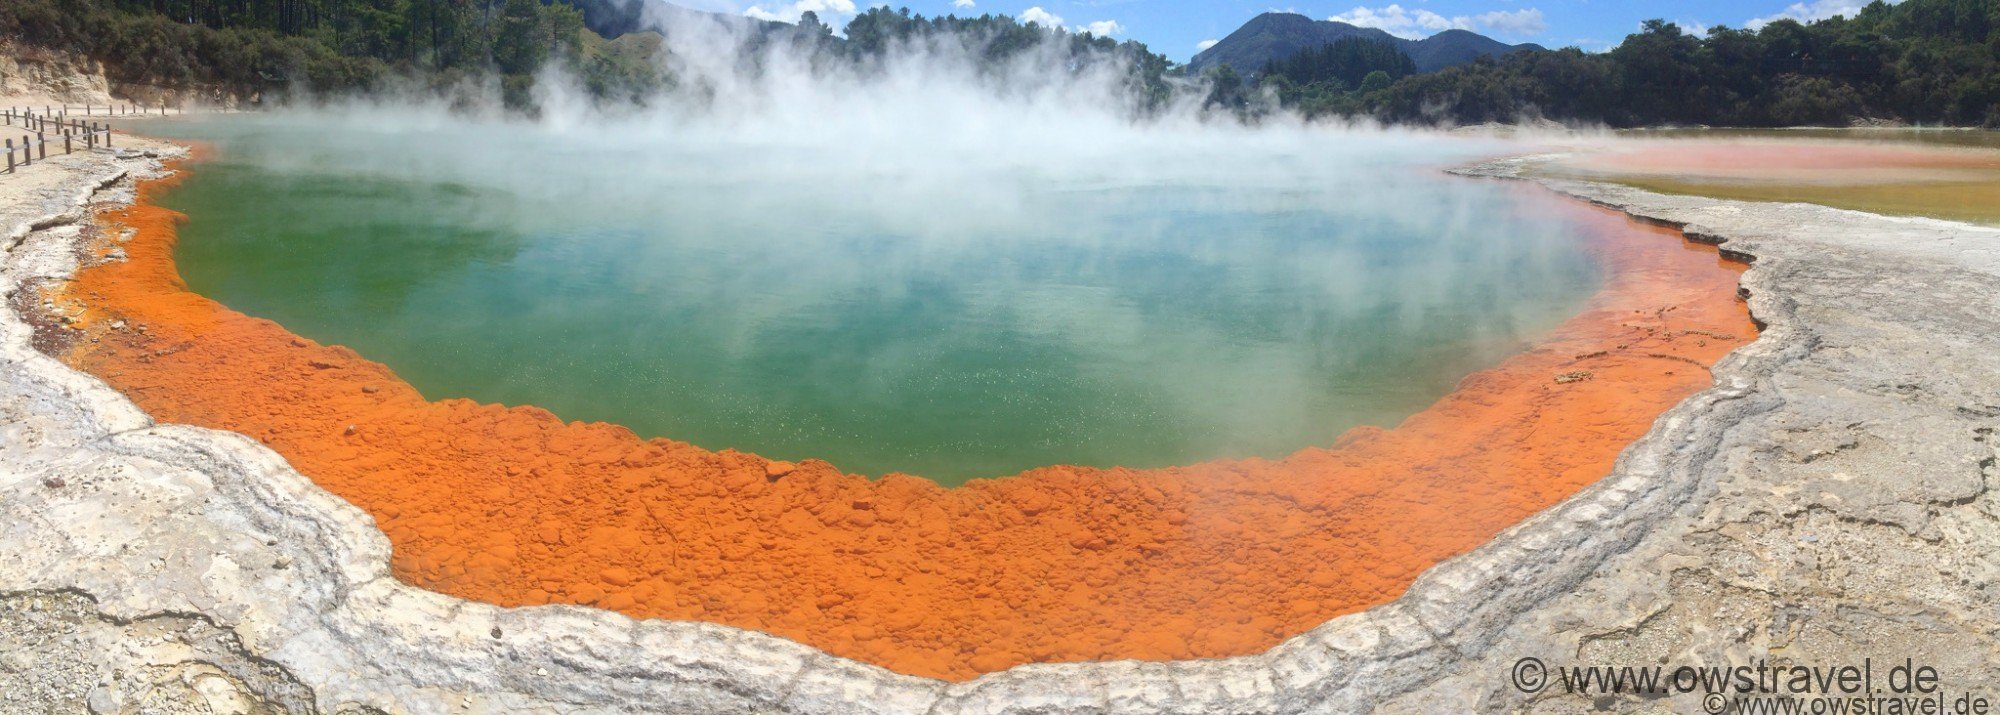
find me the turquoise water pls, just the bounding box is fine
[134,115,1603,484]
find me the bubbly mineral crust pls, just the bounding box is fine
[49,156,1748,680]
[4,143,1997,713]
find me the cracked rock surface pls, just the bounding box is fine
[0,589,316,715]
[2,145,1996,713]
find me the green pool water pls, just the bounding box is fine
[134,115,1604,484]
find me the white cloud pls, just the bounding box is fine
[1330,4,1455,39]
[1470,8,1547,36]
[1570,38,1614,53]
[1078,19,1122,37]
[1020,6,1064,28]
[1328,4,1548,40]
[952,0,974,8]
[1196,39,1220,52]
[1747,0,1901,29]
[743,0,857,23]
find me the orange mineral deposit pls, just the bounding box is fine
[55,157,1754,681]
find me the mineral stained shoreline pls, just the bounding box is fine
[49,151,1747,681]
[3,141,1996,714]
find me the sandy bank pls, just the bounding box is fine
[1,137,1993,713]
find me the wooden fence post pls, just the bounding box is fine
[20,135,29,165]
[6,139,13,173]
[104,124,112,148]
[37,132,45,160]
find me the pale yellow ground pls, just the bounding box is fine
[1537,130,2000,226]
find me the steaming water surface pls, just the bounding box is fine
[136,115,1602,484]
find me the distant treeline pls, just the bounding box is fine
[1241,0,2000,127]
[1228,37,1416,117]
[7,0,1994,127]
[835,7,1174,106]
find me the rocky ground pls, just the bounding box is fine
[1,143,1995,714]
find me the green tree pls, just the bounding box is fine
[1204,64,1247,110]
[799,10,831,39]
[1358,70,1393,94]
[492,0,549,75]
[1612,19,1703,123]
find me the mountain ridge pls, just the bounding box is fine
[1189,12,1544,74]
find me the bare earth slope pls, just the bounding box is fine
[1,144,1996,713]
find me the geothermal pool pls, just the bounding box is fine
[134,116,1601,483]
[72,115,1753,680]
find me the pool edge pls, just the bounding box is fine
[8,139,1996,713]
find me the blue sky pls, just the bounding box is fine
[683,0,1899,62]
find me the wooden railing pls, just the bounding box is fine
[10,101,179,117]
[2,108,116,174]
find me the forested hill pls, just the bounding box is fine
[1,0,629,106]
[1368,0,1999,127]
[0,0,1174,109]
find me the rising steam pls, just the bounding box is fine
[134,3,1618,477]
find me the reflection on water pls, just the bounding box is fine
[138,115,1603,483]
